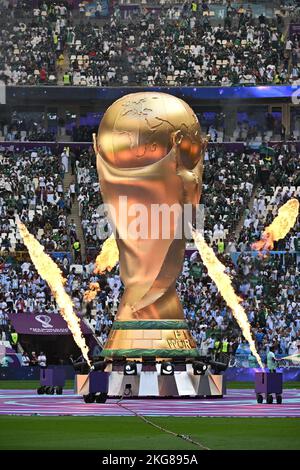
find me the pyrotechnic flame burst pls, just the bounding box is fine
[252,198,299,253]
[83,282,101,303]
[283,354,300,363]
[84,235,119,302]
[17,222,91,366]
[94,234,119,274]
[191,227,263,369]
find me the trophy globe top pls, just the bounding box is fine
[95,92,205,170]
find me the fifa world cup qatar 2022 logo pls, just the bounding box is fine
[93,92,208,359]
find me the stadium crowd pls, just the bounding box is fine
[0,0,70,85]
[74,143,300,254]
[0,147,79,253]
[237,142,300,252]
[0,139,299,366]
[74,145,255,250]
[0,121,56,142]
[75,148,103,249]
[0,0,295,87]
[1,250,299,365]
[0,1,299,367]
[65,3,288,87]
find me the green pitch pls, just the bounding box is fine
[0,380,74,389]
[1,380,299,450]
[0,416,299,450]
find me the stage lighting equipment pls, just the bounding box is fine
[124,383,132,396]
[192,361,208,376]
[142,356,156,371]
[95,392,108,403]
[73,361,90,374]
[209,361,228,374]
[160,361,174,376]
[124,361,137,375]
[142,356,156,364]
[90,361,106,372]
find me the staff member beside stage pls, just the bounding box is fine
[214,336,222,360]
[10,329,18,352]
[220,337,229,363]
[30,351,39,366]
[22,352,30,367]
[267,346,280,373]
[38,352,47,369]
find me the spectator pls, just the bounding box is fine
[73,239,81,263]
[10,328,18,352]
[37,351,47,368]
[22,352,30,367]
[30,351,38,366]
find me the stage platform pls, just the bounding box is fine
[0,389,299,417]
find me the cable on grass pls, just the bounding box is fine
[116,395,211,451]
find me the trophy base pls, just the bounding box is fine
[101,320,198,359]
[107,367,225,398]
[75,366,226,400]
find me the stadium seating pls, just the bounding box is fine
[0,0,294,87]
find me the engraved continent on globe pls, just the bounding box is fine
[95,92,204,169]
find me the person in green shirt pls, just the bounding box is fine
[217,240,225,254]
[266,346,279,373]
[248,352,258,368]
[73,240,81,263]
[63,73,71,85]
[191,2,197,12]
[10,329,18,352]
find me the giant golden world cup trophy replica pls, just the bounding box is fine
[92,92,224,397]
[94,92,205,358]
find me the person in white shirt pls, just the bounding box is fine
[70,183,76,203]
[22,352,30,367]
[61,150,69,173]
[38,352,47,368]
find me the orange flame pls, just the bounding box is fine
[252,198,299,253]
[191,228,263,369]
[83,235,119,302]
[83,282,100,303]
[94,234,119,275]
[17,222,91,366]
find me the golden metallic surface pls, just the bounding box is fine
[104,329,197,351]
[95,92,206,170]
[94,92,207,355]
[96,143,202,321]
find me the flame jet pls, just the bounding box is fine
[191,227,263,369]
[84,228,265,369]
[93,234,119,274]
[83,282,101,303]
[252,198,299,253]
[84,234,119,303]
[17,222,91,366]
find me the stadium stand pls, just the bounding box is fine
[0,0,294,87]
[0,0,299,368]
[0,140,298,366]
[66,2,288,87]
[0,147,77,253]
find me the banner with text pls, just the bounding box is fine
[8,313,92,336]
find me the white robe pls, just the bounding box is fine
[62,154,69,172]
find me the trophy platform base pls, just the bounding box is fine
[75,365,226,399]
[101,320,199,358]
